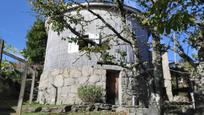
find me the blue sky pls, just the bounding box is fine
[0,0,35,50]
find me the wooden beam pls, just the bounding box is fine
[0,39,4,68]
[0,40,29,114]
[3,50,26,63]
[16,64,28,115]
[29,68,36,104]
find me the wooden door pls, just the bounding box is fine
[106,70,119,104]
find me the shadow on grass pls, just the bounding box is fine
[0,99,18,115]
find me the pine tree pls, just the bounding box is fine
[24,19,47,65]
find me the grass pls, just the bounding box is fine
[22,113,60,115]
[22,102,126,115]
[0,99,17,115]
[0,101,126,115]
[22,112,126,115]
[23,101,65,108]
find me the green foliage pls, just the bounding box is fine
[80,43,110,53]
[139,0,196,34]
[23,19,47,64]
[31,0,84,35]
[101,52,116,63]
[117,49,127,61]
[77,85,103,103]
[189,23,204,49]
[1,59,22,82]
[3,43,23,55]
[136,0,204,68]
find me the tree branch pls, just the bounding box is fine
[170,36,197,68]
[72,1,132,45]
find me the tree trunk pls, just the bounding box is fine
[162,52,173,102]
[150,35,163,114]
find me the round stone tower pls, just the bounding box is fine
[38,2,151,106]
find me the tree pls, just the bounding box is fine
[133,0,203,112]
[23,19,47,65]
[133,1,203,113]
[135,1,203,72]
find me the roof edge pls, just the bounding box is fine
[67,2,140,13]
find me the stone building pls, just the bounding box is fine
[37,2,151,106]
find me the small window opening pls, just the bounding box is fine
[78,34,101,50]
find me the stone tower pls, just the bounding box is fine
[37,2,151,106]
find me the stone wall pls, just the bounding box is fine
[38,66,106,105]
[196,62,204,93]
[194,62,204,107]
[120,71,149,107]
[120,70,135,106]
[37,65,147,106]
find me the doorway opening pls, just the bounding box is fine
[106,70,120,105]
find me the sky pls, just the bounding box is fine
[0,0,35,50]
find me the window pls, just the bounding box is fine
[67,33,100,53]
[67,42,79,53]
[78,34,100,50]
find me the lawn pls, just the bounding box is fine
[0,101,126,115]
[22,112,126,115]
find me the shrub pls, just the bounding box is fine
[77,85,103,103]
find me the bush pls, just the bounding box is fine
[77,85,103,103]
